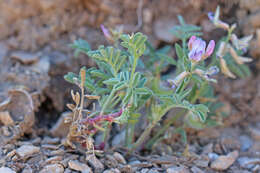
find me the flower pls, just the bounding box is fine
[219,57,236,79]
[167,71,189,89]
[208,6,229,30]
[229,45,252,65]
[100,24,113,42]
[231,34,253,51]
[188,36,215,62]
[100,24,110,38]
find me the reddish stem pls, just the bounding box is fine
[81,108,123,125]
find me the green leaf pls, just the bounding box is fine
[103,78,120,85]
[135,87,153,95]
[175,43,184,59]
[114,81,127,91]
[70,39,91,57]
[175,127,187,144]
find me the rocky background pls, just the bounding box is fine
[0,0,260,172]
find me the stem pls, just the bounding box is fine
[131,121,156,151]
[100,89,116,115]
[126,51,139,147]
[146,110,185,148]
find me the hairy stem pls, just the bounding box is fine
[100,89,116,115]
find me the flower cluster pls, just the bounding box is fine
[188,36,215,62]
[208,6,253,78]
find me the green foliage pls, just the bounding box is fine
[64,9,252,151]
[171,15,202,40]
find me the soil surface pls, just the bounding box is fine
[0,0,260,172]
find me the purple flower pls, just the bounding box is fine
[100,24,111,39]
[208,12,214,21]
[188,36,215,62]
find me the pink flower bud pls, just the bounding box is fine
[205,40,215,57]
[100,24,111,39]
[188,35,196,50]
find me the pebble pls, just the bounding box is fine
[208,153,219,161]
[113,152,126,164]
[10,51,40,64]
[194,155,209,167]
[42,137,60,144]
[239,135,253,151]
[0,167,16,173]
[166,166,190,173]
[238,157,260,169]
[68,160,92,173]
[202,143,213,154]
[249,125,260,141]
[103,168,120,173]
[86,154,104,173]
[148,169,159,173]
[39,164,64,173]
[104,154,118,168]
[0,111,14,126]
[50,112,71,138]
[190,166,204,173]
[21,165,33,173]
[210,150,239,171]
[16,145,40,158]
[111,130,125,146]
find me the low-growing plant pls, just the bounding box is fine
[64,6,253,152]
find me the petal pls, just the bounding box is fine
[188,36,196,50]
[205,40,215,57]
[220,57,236,78]
[100,24,110,38]
[208,12,214,21]
[189,50,203,62]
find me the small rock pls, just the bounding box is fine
[22,165,33,173]
[202,143,213,154]
[50,112,71,138]
[220,131,241,152]
[113,152,126,164]
[16,145,40,158]
[0,167,16,173]
[0,111,14,126]
[42,137,60,144]
[153,18,178,43]
[86,154,104,173]
[0,42,8,64]
[208,153,219,161]
[239,135,253,151]
[148,169,159,173]
[249,126,260,141]
[103,168,120,173]
[68,160,92,173]
[141,168,149,173]
[39,164,64,173]
[166,166,190,173]
[111,130,125,146]
[104,155,118,168]
[190,166,203,173]
[210,150,239,171]
[238,157,260,169]
[194,155,209,167]
[11,51,40,64]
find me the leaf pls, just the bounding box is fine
[175,43,184,60]
[103,78,120,85]
[114,81,127,91]
[135,87,153,95]
[70,39,91,57]
[175,127,187,144]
